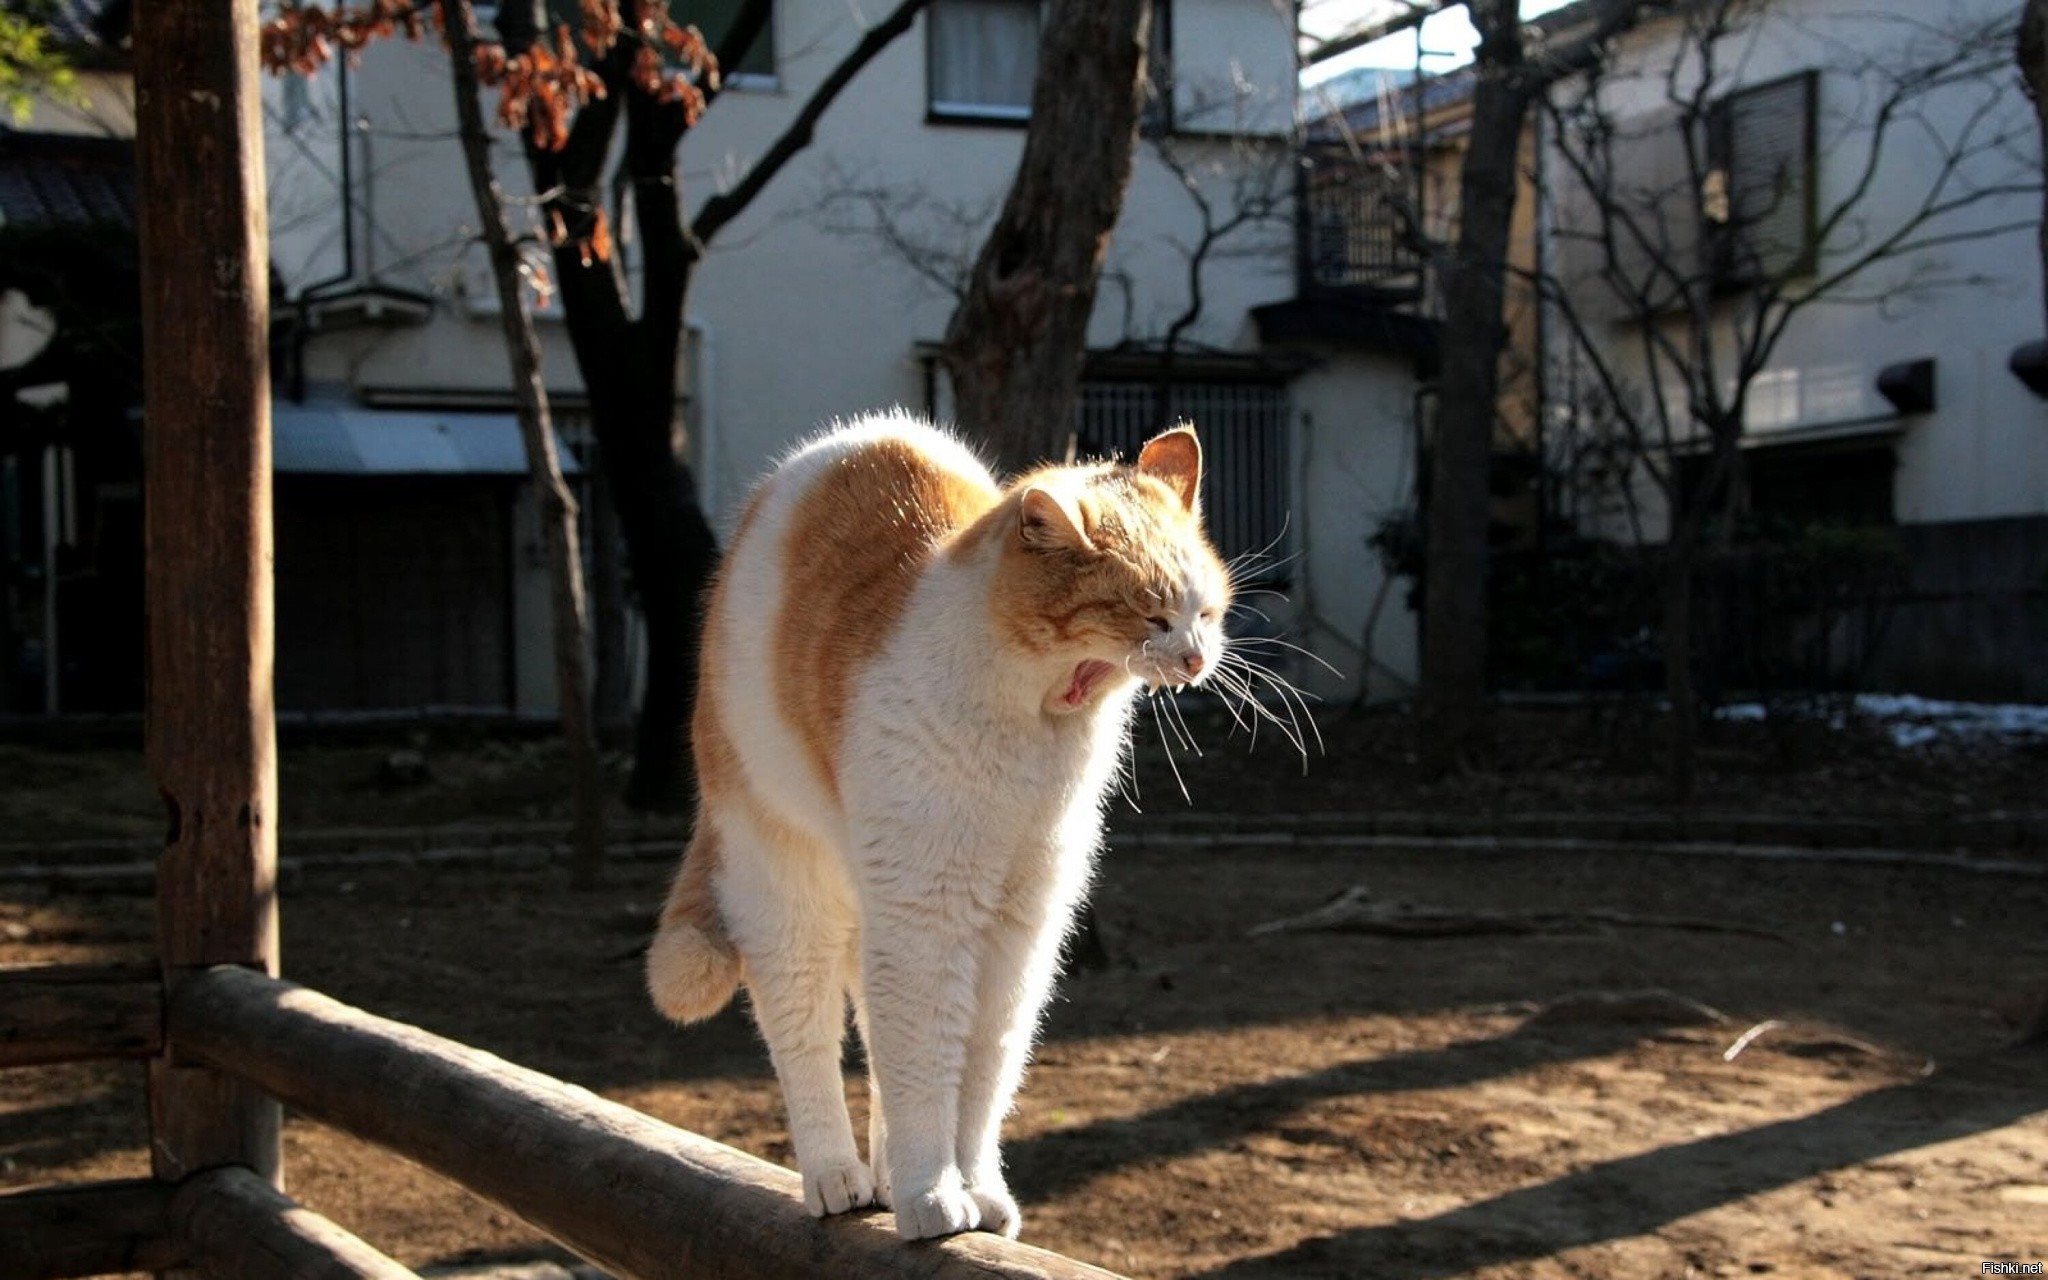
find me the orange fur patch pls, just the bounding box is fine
[988,469,1226,664]
[774,438,1001,799]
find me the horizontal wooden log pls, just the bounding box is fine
[169,966,1125,1280]
[0,961,163,1068]
[170,1164,417,1280]
[0,1178,182,1278]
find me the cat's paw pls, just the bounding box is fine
[892,1179,982,1240]
[966,1178,1021,1239]
[801,1158,876,1217]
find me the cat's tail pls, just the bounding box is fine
[646,827,744,1023]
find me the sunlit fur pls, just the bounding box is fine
[646,409,1229,1241]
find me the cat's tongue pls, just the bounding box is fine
[1059,659,1117,710]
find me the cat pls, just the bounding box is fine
[646,409,1230,1241]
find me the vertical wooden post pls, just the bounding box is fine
[135,0,283,1188]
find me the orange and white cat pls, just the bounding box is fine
[647,410,1229,1240]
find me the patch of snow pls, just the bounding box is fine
[1715,694,2048,749]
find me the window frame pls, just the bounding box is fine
[1705,68,1820,288]
[924,0,1174,130]
[925,0,1040,126]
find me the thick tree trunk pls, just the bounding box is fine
[940,0,1153,471]
[1661,542,1699,803]
[1417,0,1530,774]
[589,459,633,736]
[440,0,607,879]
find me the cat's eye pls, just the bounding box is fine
[1145,615,1171,633]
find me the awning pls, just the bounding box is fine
[271,402,581,476]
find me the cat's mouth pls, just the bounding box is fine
[1056,659,1118,711]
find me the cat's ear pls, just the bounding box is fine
[1137,424,1202,513]
[1019,485,1093,552]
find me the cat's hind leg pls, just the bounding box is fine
[849,967,890,1209]
[720,815,873,1217]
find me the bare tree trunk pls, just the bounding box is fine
[589,458,633,737]
[440,0,606,884]
[498,0,920,812]
[940,0,1153,471]
[1661,540,1699,803]
[1418,0,1530,774]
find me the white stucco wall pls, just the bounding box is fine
[260,2,1433,713]
[1542,0,2046,529]
[1283,350,1421,701]
[267,1,1303,519]
[15,69,133,137]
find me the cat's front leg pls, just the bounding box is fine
[954,885,1075,1239]
[858,873,989,1239]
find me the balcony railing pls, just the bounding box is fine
[1298,148,1426,297]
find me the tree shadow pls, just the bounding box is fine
[1194,1051,2048,1279]
[1007,1018,1678,1202]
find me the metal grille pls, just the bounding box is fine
[1074,380,1292,585]
[1301,151,1423,290]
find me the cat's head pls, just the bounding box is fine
[991,426,1231,715]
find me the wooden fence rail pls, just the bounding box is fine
[170,965,1126,1280]
[170,1164,417,1280]
[0,1179,180,1279]
[0,962,162,1069]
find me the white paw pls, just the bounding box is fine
[893,1178,982,1240]
[802,1158,876,1217]
[966,1178,1021,1239]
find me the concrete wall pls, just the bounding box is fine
[1284,349,1422,702]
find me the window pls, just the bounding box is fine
[928,0,1039,122]
[695,0,775,83]
[928,2,1173,126]
[1075,380,1291,584]
[1706,70,1818,285]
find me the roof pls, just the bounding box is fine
[271,401,583,477]
[1251,296,1440,366]
[0,131,135,229]
[1307,66,1479,149]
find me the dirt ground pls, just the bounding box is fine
[3,707,2046,1278]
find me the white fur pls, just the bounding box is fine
[703,411,1141,1240]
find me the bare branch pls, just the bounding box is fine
[689,0,932,254]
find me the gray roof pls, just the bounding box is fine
[0,132,134,228]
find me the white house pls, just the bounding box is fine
[264,0,1428,716]
[1534,0,2047,699]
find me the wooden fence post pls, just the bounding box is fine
[135,0,283,1187]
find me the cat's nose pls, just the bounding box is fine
[1182,652,1205,679]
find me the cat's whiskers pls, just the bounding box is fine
[1146,688,1192,803]
[1228,635,1343,679]
[1207,639,1323,766]
[1162,689,1202,758]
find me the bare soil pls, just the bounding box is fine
[4,708,2046,1278]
